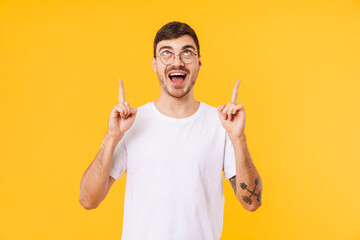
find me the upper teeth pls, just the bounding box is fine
[170,73,185,77]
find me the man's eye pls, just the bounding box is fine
[161,51,171,56]
[183,50,192,55]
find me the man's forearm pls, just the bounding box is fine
[79,132,121,209]
[230,134,262,211]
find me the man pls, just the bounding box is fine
[79,21,262,239]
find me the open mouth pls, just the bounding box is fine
[168,72,187,85]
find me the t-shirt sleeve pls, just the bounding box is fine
[109,136,128,180]
[223,132,236,180]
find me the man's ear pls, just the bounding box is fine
[152,57,157,73]
[198,56,202,70]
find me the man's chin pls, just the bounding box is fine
[166,86,191,99]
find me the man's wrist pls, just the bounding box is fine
[105,131,123,146]
[229,133,246,145]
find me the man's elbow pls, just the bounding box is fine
[246,203,262,212]
[79,196,99,210]
[236,196,262,212]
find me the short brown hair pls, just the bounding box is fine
[153,21,200,57]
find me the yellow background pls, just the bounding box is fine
[1,0,360,239]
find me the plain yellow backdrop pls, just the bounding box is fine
[1,0,360,239]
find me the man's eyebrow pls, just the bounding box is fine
[158,46,173,53]
[182,45,196,51]
[158,45,196,53]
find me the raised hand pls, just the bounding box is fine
[108,79,137,140]
[217,80,246,139]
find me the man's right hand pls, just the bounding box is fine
[108,79,137,140]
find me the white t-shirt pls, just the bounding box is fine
[110,101,236,240]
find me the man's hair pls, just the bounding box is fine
[153,21,200,57]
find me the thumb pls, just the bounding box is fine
[217,105,226,119]
[217,105,225,111]
[130,107,137,115]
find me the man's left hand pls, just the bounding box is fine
[218,80,245,139]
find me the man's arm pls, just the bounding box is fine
[79,133,121,210]
[218,80,262,212]
[79,79,137,210]
[229,134,262,212]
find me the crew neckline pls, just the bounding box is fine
[150,101,203,122]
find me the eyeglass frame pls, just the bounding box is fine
[156,50,199,65]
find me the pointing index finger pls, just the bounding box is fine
[231,80,240,104]
[119,79,125,103]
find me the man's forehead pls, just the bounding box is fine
[156,35,197,52]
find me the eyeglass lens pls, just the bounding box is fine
[160,51,195,64]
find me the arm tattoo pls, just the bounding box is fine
[240,178,262,204]
[229,176,237,195]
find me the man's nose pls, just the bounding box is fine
[171,54,185,66]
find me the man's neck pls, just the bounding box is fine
[154,90,200,119]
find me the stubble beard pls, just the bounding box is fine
[158,74,197,99]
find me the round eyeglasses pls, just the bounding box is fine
[157,50,198,65]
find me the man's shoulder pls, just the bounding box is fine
[131,102,156,123]
[198,101,223,127]
[200,101,217,110]
[135,102,152,113]
[199,101,220,116]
